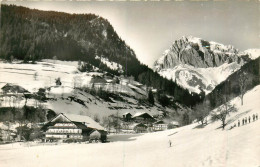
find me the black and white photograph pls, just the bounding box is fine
[0,0,259,167]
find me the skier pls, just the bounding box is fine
[253,114,255,121]
[242,118,244,125]
[238,120,240,127]
[248,116,251,123]
[245,117,247,124]
[256,113,258,120]
[169,140,172,147]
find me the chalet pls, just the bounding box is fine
[42,113,107,142]
[0,129,16,142]
[132,112,156,123]
[1,83,31,95]
[131,123,147,133]
[122,112,132,122]
[168,121,180,129]
[153,120,168,131]
[121,123,147,133]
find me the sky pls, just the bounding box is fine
[2,1,260,67]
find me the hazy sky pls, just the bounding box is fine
[2,1,260,67]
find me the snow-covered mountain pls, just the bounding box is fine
[241,49,260,60]
[154,36,258,94]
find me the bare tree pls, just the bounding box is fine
[101,116,112,133]
[211,97,237,130]
[239,72,249,105]
[193,100,211,125]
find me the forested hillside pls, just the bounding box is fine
[206,57,260,108]
[0,5,202,107]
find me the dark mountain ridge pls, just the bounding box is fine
[0,4,202,107]
[0,5,135,67]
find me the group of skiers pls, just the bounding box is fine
[232,113,258,129]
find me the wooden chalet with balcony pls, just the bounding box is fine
[153,120,168,131]
[42,113,107,142]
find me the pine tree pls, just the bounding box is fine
[148,89,154,105]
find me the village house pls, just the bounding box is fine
[42,113,107,142]
[1,83,31,97]
[152,120,168,131]
[168,121,180,129]
[132,112,156,123]
[121,123,148,133]
[131,123,148,133]
[122,112,132,122]
[0,128,16,142]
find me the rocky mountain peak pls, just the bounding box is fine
[153,36,257,94]
[154,36,249,71]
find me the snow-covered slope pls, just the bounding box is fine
[95,56,124,72]
[242,49,260,60]
[154,36,256,94]
[158,62,241,94]
[0,60,169,119]
[1,85,259,167]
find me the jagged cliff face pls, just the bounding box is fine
[154,36,259,94]
[154,36,250,71]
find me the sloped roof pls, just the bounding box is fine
[122,112,132,116]
[132,112,153,118]
[1,83,30,94]
[73,122,89,130]
[64,113,105,131]
[170,121,180,126]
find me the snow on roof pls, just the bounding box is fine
[132,112,153,118]
[122,112,132,116]
[1,83,30,93]
[63,113,105,131]
[170,121,180,126]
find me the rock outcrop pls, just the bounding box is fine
[154,36,250,71]
[153,36,257,94]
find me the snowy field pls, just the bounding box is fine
[0,60,162,118]
[1,85,260,167]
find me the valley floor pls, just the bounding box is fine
[0,113,259,167]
